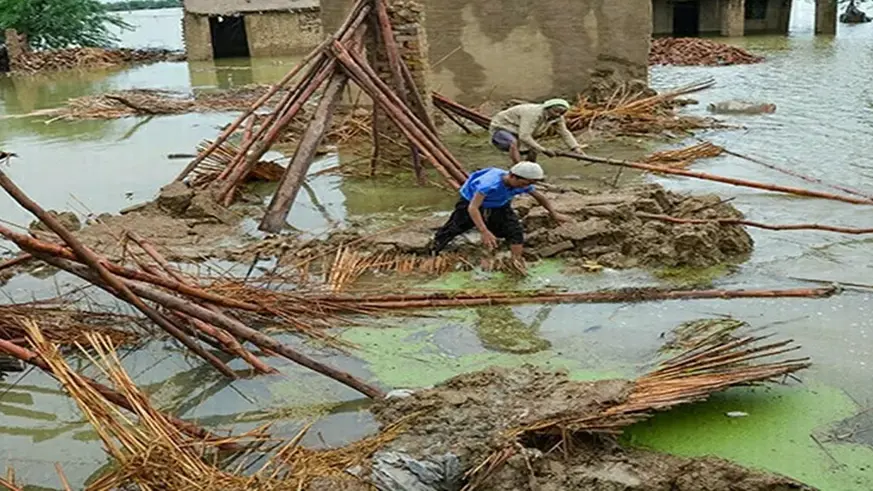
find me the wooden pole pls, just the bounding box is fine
[0,170,237,379]
[0,338,239,449]
[713,144,873,201]
[558,151,873,206]
[332,42,465,185]
[37,255,385,399]
[174,37,331,182]
[126,233,276,375]
[259,71,349,232]
[637,213,873,235]
[344,44,467,178]
[431,92,491,129]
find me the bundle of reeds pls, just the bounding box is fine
[0,301,142,347]
[26,325,400,490]
[643,141,724,169]
[188,139,286,188]
[463,333,810,489]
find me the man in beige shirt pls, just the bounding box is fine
[490,98,584,164]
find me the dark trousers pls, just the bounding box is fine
[491,130,538,162]
[431,199,524,254]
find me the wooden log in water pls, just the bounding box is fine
[260,70,350,233]
[637,213,873,234]
[558,151,873,205]
[0,169,237,379]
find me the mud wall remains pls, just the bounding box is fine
[245,10,323,57]
[323,0,651,104]
[368,0,434,166]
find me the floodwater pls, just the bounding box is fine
[2,2,873,489]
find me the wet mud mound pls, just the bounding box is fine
[366,367,813,491]
[318,184,753,270]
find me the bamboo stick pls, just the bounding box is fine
[344,45,467,178]
[126,233,276,375]
[431,92,491,130]
[0,170,237,379]
[558,151,873,205]
[713,143,873,200]
[174,37,331,182]
[332,42,465,186]
[637,213,873,234]
[218,60,335,203]
[260,70,350,233]
[41,256,384,399]
[0,338,237,449]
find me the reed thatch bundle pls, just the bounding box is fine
[463,333,810,489]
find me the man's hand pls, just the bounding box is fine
[551,212,572,223]
[541,149,557,158]
[481,230,499,250]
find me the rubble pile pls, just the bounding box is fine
[650,38,764,66]
[10,47,185,73]
[316,184,753,269]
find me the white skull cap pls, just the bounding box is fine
[510,161,545,180]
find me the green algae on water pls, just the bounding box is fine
[624,384,873,491]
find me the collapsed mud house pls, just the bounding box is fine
[182,0,324,61]
[652,0,837,37]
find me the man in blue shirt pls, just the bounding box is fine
[430,162,570,268]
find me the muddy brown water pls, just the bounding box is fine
[1,3,873,489]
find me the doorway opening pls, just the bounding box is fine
[209,15,250,59]
[672,0,701,37]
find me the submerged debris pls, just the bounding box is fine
[10,47,185,74]
[650,38,764,66]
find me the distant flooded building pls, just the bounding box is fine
[652,0,792,37]
[182,0,322,61]
[652,0,838,37]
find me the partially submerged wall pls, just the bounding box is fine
[652,0,792,36]
[182,11,212,61]
[323,0,651,104]
[183,9,323,61]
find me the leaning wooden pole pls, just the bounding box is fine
[637,213,873,235]
[0,338,239,450]
[175,38,331,182]
[260,71,350,233]
[558,151,873,205]
[0,169,237,379]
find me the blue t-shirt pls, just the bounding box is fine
[459,168,534,208]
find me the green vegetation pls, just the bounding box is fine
[0,0,131,49]
[104,0,182,12]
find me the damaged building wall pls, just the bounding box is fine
[182,0,323,61]
[322,0,651,104]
